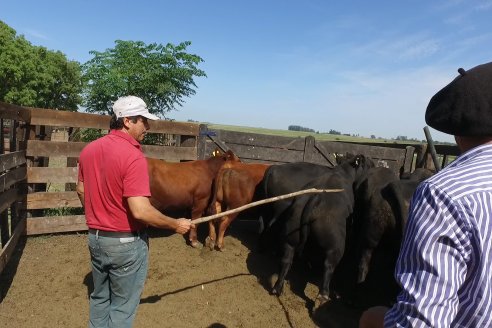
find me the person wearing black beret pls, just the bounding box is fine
[360,62,492,327]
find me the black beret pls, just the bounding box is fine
[425,61,492,136]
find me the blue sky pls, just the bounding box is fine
[3,0,492,143]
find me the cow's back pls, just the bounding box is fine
[261,162,335,226]
[146,155,236,213]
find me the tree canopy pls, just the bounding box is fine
[82,40,207,117]
[0,20,82,110]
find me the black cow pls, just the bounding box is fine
[259,161,336,251]
[344,167,434,308]
[267,154,375,309]
[353,167,400,284]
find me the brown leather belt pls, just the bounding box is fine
[88,228,141,238]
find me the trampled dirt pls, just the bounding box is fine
[0,220,363,328]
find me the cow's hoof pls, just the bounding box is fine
[189,240,202,249]
[270,281,284,296]
[205,237,215,250]
[269,274,279,292]
[313,294,329,310]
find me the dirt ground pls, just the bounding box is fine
[0,219,363,328]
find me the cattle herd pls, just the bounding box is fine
[146,150,434,314]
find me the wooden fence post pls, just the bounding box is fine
[303,136,315,162]
[197,124,208,160]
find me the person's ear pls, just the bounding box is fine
[122,117,132,129]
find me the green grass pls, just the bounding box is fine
[206,123,422,145]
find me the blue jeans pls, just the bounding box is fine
[88,231,149,328]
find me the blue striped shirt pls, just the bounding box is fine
[385,143,492,327]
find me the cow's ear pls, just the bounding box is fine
[334,153,343,164]
[212,148,222,157]
[226,150,240,161]
[354,154,364,167]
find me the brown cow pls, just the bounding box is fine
[147,150,240,247]
[206,162,270,251]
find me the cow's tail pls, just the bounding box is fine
[297,195,314,256]
[385,181,407,240]
[207,169,224,216]
[259,166,275,230]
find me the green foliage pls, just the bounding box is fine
[82,40,207,117]
[44,207,84,217]
[0,21,82,110]
[288,125,315,133]
[79,128,106,142]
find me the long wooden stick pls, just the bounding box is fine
[191,188,343,225]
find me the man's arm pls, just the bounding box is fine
[126,196,193,234]
[76,180,85,206]
[385,182,466,327]
[359,306,388,328]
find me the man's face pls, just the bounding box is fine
[126,116,150,142]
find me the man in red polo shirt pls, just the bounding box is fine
[77,95,193,328]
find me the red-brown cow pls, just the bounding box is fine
[147,150,240,247]
[206,162,270,251]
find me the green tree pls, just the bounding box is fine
[82,40,206,116]
[0,21,82,110]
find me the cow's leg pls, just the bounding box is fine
[205,202,222,250]
[314,246,343,310]
[189,204,207,248]
[358,216,386,283]
[206,220,217,250]
[216,214,236,251]
[358,248,374,283]
[271,243,295,296]
[188,225,199,248]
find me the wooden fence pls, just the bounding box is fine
[0,102,203,275]
[201,128,417,174]
[0,101,460,275]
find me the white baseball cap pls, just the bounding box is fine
[112,96,159,120]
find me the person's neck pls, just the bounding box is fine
[455,136,492,153]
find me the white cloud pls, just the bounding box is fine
[475,0,492,10]
[24,29,49,41]
[352,33,440,63]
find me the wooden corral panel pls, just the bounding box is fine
[26,140,197,162]
[27,191,81,209]
[316,140,414,174]
[142,145,197,161]
[0,151,27,276]
[0,217,25,275]
[202,129,338,167]
[27,140,86,157]
[26,215,86,235]
[0,151,27,194]
[25,105,201,136]
[28,167,78,183]
[0,151,26,172]
[0,102,31,122]
[22,103,199,136]
[0,166,26,193]
[202,129,414,174]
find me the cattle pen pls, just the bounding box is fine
[0,102,459,327]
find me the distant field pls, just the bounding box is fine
[206,123,423,145]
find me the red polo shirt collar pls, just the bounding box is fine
[109,129,142,149]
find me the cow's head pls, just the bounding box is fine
[211,148,240,162]
[351,154,375,170]
[223,149,240,162]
